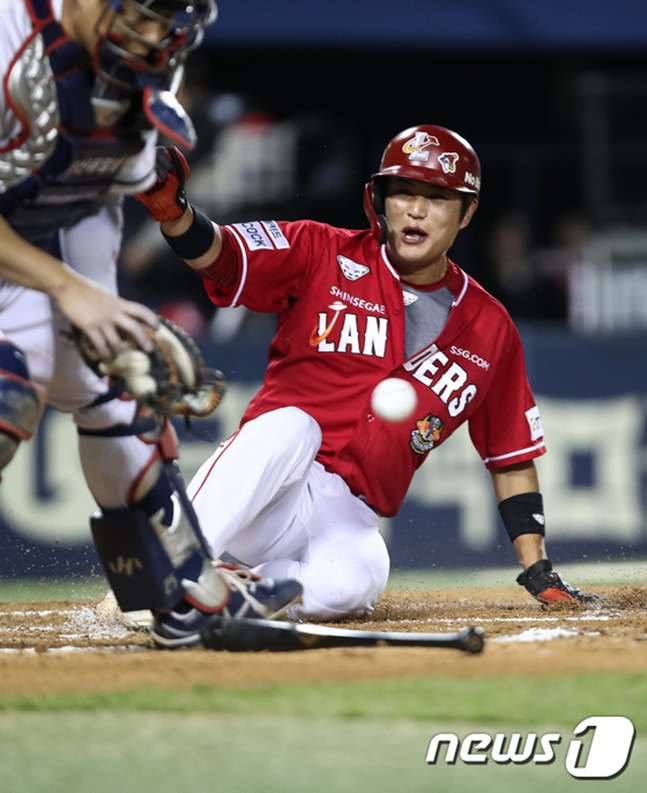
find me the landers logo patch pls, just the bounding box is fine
[402,131,440,163]
[410,414,444,454]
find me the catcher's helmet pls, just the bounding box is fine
[96,1,218,91]
[363,124,481,244]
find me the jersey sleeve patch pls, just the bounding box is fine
[232,220,290,251]
[525,405,543,441]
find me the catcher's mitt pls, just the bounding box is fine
[76,316,226,418]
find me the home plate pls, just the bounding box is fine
[95,590,153,630]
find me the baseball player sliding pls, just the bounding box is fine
[135,124,599,622]
[0,0,303,650]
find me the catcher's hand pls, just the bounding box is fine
[134,146,190,222]
[77,316,225,418]
[516,559,600,605]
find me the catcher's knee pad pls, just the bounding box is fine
[0,341,44,472]
[91,463,228,612]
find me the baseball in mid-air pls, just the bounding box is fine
[370,377,418,422]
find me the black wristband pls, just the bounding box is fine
[162,208,215,260]
[498,492,545,542]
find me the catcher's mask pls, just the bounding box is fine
[363,124,481,245]
[95,1,217,93]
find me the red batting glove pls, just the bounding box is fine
[516,559,601,605]
[134,146,190,222]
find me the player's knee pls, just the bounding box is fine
[0,341,43,472]
[255,407,322,456]
[296,581,378,621]
[282,406,322,441]
[296,538,390,620]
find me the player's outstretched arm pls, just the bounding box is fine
[134,146,223,270]
[491,461,600,606]
[0,217,157,359]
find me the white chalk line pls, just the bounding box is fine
[0,605,631,653]
[386,611,618,625]
[0,604,136,652]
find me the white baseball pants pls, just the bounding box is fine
[187,406,390,620]
[0,204,158,508]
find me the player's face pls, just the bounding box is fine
[383,177,476,282]
[116,4,175,58]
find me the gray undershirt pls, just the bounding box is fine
[402,285,454,359]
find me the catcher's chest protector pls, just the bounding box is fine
[1,0,148,237]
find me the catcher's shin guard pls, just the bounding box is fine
[91,468,228,613]
[0,341,44,473]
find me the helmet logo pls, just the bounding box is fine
[402,132,440,163]
[438,152,459,174]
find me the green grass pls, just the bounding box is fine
[2,673,646,731]
[1,673,644,793]
[0,575,107,602]
[388,560,647,589]
[0,710,643,793]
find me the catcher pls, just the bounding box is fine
[0,0,301,648]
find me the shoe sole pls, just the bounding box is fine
[149,628,204,649]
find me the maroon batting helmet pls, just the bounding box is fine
[363,124,481,244]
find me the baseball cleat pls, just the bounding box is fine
[150,568,303,649]
[214,564,303,621]
[150,600,212,648]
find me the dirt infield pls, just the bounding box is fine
[0,585,645,697]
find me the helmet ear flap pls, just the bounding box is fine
[363,178,388,245]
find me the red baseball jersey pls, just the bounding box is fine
[200,219,545,516]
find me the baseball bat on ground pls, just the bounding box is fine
[200,617,485,654]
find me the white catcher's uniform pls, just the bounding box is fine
[1,1,254,624]
[0,0,161,508]
[188,407,390,620]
